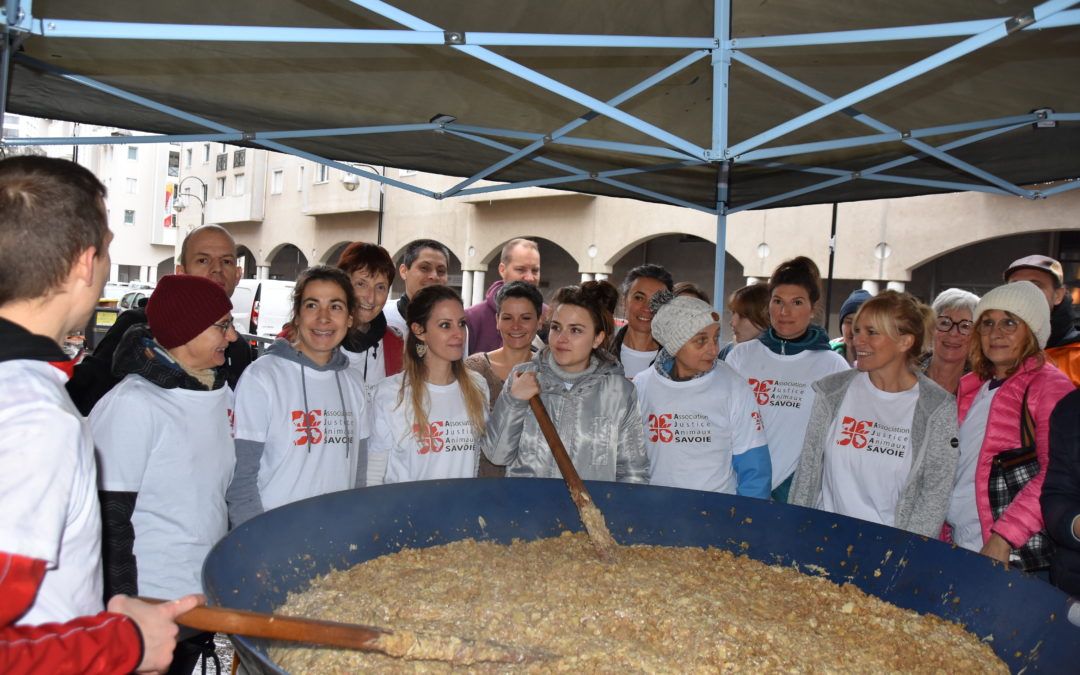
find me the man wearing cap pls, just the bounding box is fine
[0,156,201,674]
[91,274,237,674]
[67,223,253,415]
[829,289,872,367]
[1004,254,1080,386]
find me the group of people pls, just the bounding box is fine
[3,155,1080,675]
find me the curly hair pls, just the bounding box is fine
[552,280,619,359]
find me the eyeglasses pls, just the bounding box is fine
[976,316,1021,336]
[211,317,234,334]
[935,316,974,336]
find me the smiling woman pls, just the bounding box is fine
[789,291,961,538]
[367,285,489,486]
[226,266,371,529]
[335,241,404,396]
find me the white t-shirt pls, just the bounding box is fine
[233,354,370,512]
[819,372,918,528]
[91,376,235,599]
[370,372,489,484]
[620,344,658,380]
[383,300,407,339]
[949,381,996,551]
[0,360,103,624]
[633,363,767,493]
[726,340,848,488]
[346,342,388,399]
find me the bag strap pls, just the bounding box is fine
[1020,385,1036,448]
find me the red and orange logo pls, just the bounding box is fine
[291,410,323,446]
[838,416,873,449]
[413,421,445,454]
[647,413,674,443]
[748,378,774,405]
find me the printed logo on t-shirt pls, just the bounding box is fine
[838,417,873,449]
[413,421,445,454]
[836,416,908,458]
[227,408,236,439]
[749,378,774,405]
[747,378,806,408]
[290,409,355,447]
[412,420,476,455]
[646,413,711,444]
[292,410,323,445]
[751,410,763,432]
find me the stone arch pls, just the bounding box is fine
[266,243,308,281]
[322,241,352,267]
[155,256,174,281]
[236,245,257,279]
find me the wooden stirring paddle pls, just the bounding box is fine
[140,598,548,664]
[528,395,620,563]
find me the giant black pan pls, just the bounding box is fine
[203,478,1080,672]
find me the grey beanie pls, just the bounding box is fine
[974,281,1051,349]
[649,290,720,355]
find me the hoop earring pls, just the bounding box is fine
[415,341,427,358]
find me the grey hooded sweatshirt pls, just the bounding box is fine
[225,338,369,527]
[480,348,649,483]
[789,369,959,537]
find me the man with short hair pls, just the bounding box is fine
[1004,254,1080,386]
[382,239,451,336]
[465,238,542,354]
[67,224,253,414]
[0,155,201,674]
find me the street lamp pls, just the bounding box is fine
[173,175,207,225]
[340,163,385,245]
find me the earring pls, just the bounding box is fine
[415,341,427,358]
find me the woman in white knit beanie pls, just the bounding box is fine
[631,290,771,498]
[945,280,1073,575]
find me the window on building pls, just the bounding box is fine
[126,178,137,194]
[127,147,138,160]
[216,176,226,198]
[123,210,135,224]
[234,173,246,196]
[271,169,284,195]
[315,164,330,183]
[117,264,141,284]
[168,151,180,177]
[202,143,211,163]
[201,183,209,204]
[184,148,193,167]
[233,149,246,168]
[297,165,305,191]
[216,153,228,172]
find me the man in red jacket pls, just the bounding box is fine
[0,156,201,674]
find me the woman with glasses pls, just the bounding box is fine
[789,291,959,536]
[90,274,237,673]
[922,288,980,395]
[945,282,1073,575]
[227,266,371,527]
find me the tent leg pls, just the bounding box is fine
[713,209,727,312]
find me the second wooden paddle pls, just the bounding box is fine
[528,395,619,563]
[140,598,547,665]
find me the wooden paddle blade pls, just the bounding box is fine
[139,599,548,664]
[528,396,619,563]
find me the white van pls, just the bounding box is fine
[230,279,296,339]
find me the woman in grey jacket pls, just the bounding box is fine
[480,281,649,483]
[790,291,959,537]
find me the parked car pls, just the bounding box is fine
[229,279,296,339]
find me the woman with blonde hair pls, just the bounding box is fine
[368,285,489,484]
[790,291,960,536]
[481,281,648,483]
[946,281,1073,573]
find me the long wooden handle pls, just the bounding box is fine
[528,396,619,563]
[138,598,546,664]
